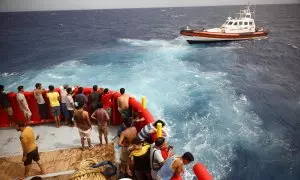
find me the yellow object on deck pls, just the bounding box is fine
[157,123,162,138]
[142,96,147,109]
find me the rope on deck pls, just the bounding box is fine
[70,158,106,180]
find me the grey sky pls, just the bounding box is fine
[0,0,299,12]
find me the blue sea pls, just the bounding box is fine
[1,4,300,180]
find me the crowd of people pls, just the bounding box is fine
[0,84,195,180]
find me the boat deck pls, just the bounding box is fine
[0,124,118,179]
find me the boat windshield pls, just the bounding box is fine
[228,21,233,25]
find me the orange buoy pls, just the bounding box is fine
[193,162,213,180]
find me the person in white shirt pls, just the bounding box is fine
[150,137,167,180]
[33,83,48,120]
[65,87,75,126]
[60,84,69,125]
[17,86,32,122]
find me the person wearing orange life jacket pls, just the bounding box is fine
[150,137,174,180]
[157,152,194,180]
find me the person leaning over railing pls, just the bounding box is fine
[0,85,14,125]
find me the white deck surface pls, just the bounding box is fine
[0,124,118,157]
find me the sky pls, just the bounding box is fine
[0,0,299,12]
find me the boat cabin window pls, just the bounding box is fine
[244,22,248,25]
[246,15,251,18]
[249,22,253,25]
[228,21,233,25]
[234,22,237,25]
[239,22,243,25]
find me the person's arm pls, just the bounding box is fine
[69,96,75,109]
[91,111,96,120]
[85,112,91,126]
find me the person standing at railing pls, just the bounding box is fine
[17,85,32,123]
[60,84,70,125]
[0,85,14,125]
[91,102,110,145]
[75,87,88,111]
[101,88,114,118]
[65,87,75,126]
[33,83,48,120]
[89,85,102,115]
[46,85,61,128]
[117,88,132,123]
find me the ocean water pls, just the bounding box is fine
[1,4,300,180]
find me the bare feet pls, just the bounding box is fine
[88,145,94,150]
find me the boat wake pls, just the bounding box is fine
[0,38,295,179]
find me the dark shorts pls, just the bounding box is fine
[38,103,48,120]
[120,107,132,122]
[24,147,40,166]
[60,103,69,119]
[51,106,60,117]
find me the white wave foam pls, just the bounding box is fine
[1,38,289,179]
[0,72,18,77]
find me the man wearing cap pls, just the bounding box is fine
[16,121,45,177]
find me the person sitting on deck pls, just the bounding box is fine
[66,87,75,126]
[91,102,110,145]
[16,121,45,178]
[137,120,166,143]
[89,85,102,114]
[46,85,61,128]
[117,88,132,123]
[60,84,70,125]
[33,83,48,120]
[157,152,194,180]
[128,137,151,180]
[118,120,137,177]
[0,85,14,125]
[74,87,88,111]
[17,85,32,122]
[74,102,93,150]
[101,88,114,118]
[150,137,173,180]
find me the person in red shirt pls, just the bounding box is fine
[101,88,114,118]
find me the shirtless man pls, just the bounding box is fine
[157,152,194,180]
[74,102,93,150]
[117,88,132,122]
[118,120,137,176]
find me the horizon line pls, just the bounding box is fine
[0,2,299,13]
